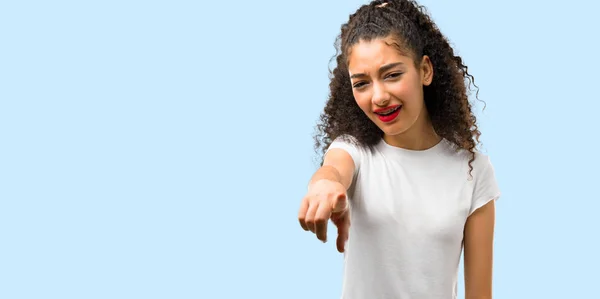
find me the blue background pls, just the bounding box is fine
[1,0,599,298]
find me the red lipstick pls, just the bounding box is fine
[374,105,401,123]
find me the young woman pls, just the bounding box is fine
[297,1,501,298]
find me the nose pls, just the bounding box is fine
[371,81,390,107]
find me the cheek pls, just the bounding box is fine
[391,80,423,107]
[352,92,371,113]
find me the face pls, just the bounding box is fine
[347,36,434,141]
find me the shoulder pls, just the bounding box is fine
[327,134,374,170]
[327,134,365,155]
[466,149,501,214]
[440,140,494,174]
[472,151,494,175]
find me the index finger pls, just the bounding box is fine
[314,202,332,242]
[298,198,309,231]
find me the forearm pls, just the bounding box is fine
[308,148,355,190]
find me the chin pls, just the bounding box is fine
[382,128,408,137]
[376,121,409,137]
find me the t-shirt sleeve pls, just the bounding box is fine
[325,135,363,177]
[469,155,501,216]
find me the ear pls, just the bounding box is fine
[420,55,434,86]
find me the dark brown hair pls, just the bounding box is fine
[314,0,482,174]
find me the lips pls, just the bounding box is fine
[374,105,401,123]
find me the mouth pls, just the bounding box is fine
[374,105,402,123]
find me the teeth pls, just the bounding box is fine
[378,106,399,115]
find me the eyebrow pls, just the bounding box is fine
[350,62,404,79]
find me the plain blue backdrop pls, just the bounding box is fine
[1,0,599,298]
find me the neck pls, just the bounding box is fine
[383,120,441,151]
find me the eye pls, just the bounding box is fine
[352,81,368,89]
[386,72,402,79]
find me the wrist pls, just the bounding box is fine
[307,178,334,191]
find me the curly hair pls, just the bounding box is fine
[314,0,482,174]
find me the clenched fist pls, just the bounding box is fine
[298,179,350,253]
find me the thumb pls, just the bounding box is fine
[332,193,348,213]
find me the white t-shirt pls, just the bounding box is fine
[327,135,501,299]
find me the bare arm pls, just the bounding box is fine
[299,148,356,250]
[308,148,356,190]
[463,199,496,299]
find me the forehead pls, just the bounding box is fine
[347,37,412,72]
